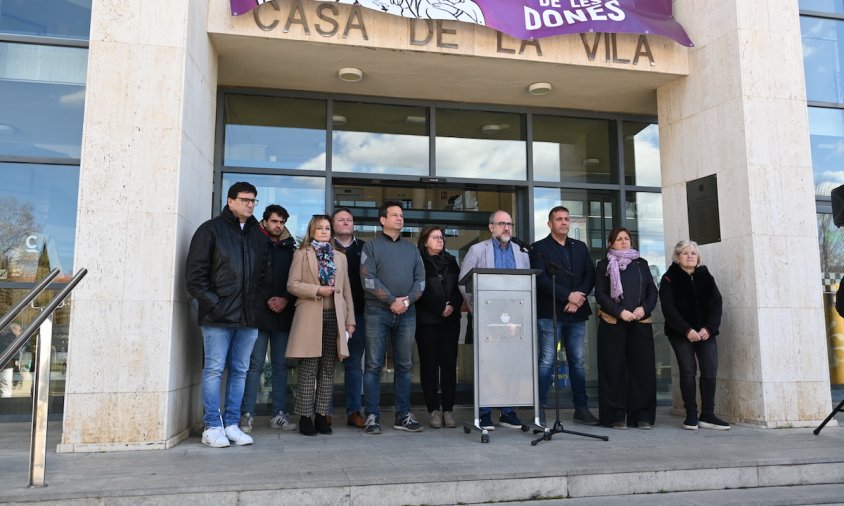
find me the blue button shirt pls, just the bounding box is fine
[493,241,516,269]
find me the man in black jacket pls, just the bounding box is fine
[531,206,599,426]
[186,181,268,448]
[240,204,297,433]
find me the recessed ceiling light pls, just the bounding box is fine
[528,82,552,96]
[338,67,363,83]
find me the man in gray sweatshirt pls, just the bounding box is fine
[360,200,425,434]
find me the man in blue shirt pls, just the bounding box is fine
[459,210,530,431]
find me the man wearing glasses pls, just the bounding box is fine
[458,210,530,431]
[186,182,268,448]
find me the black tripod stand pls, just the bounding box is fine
[814,399,844,435]
[530,259,608,445]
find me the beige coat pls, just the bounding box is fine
[286,246,355,360]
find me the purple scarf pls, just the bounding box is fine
[606,248,640,302]
[311,240,336,287]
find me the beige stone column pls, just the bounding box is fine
[59,0,218,451]
[658,0,831,427]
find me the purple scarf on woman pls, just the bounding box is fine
[311,240,336,287]
[606,248,640,302]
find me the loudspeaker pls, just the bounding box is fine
[833,185,844,227]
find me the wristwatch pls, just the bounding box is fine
[403,298,410,308]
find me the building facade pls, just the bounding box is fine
[0,0,838,451]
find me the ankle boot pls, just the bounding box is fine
[299,415,317,436]
[314,413,333,434]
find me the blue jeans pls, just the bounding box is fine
[363,304,415,420]
[241,329,290,416]
[344,313,366,415]
[201,326,259,428]
[537,319,588,409]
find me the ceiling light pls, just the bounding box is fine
[405,115,427,125]
[338,67,363,83]
[332,115,347,126]
[480,124,502,135]
[528,82,552,96]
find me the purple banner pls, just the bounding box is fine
[230,0,693,47]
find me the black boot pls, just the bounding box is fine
[315,413,333,434]
[299,415,317,436]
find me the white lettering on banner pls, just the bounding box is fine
[525,0,624,30]
[252,0,652,65]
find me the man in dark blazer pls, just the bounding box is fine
[531,206,599,426]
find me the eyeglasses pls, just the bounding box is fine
[493,222,514,228]
[429,235,444,241]
[236,197,259,205]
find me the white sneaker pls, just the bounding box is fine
[224,424,253,445]
[201,426,230,448]
[239,412,254,433]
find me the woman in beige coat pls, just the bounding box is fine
[286,215,355,436]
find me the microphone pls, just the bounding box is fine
[510,236,532,252]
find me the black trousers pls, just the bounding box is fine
[668,334,718,415]
[597,320,657,426]
[415,319,460,413]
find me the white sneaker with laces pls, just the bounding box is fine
[201,426,230,448]
[225,424,253,445]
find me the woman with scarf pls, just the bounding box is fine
[659,240,729,431]
[594,227,658,430]
[415,225,464,428]
[287,215,355,436]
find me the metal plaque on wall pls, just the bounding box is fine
[686,174,721,245]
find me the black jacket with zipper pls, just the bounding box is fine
[185,206,268,327]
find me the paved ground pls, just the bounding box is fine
[2,406,844,505]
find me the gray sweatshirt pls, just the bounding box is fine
[360,232,425,308]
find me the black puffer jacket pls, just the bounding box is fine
[416,248,464,326]
[185,207,268,327]
[659,262,722,339]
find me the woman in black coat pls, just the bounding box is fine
[415,225,464,429]
[595,227,658,430]
[659,240,729,430]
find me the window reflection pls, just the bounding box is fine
[532,187,615,257]
[0,163,79,283]
[817,213,844,386]
[0,43,87,158]
[0,0,91,40]
[625,192,665,277]
[221,173,326,242]
[623,122,661,187]
[436,109,526,180]
[533,116,613,184]
[332,102,428,175]
[801,16,844,104]
[800,0,844,14]
[224,95,327,170]
[809,106,844,196]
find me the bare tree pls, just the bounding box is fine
[818,213,844,277]
[0,197,38,271]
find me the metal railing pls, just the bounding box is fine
[0,267,87,488]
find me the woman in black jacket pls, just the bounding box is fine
[659,240,729,431]
[595,227,658,430]
[415,225,464,428]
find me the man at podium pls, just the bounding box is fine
[459,210,530,431]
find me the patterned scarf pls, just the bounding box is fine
[312,240,336,287]
[606,248,640,302]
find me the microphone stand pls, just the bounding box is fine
[515,243,607,446]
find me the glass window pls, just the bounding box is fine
[0,0,92,40]
[801,16,844,104]
[532,187,616,258]
[625,192,665,277]
[0,43,87,159]
[332,102,428,175]
[223,95,327,171]
[809,106,844,196]
[817,213,844,386]
[623,122,661,186]
[532,116,614,184]
[0,163,79,283]
[436,109,526,180]
[221,173,326,242]
[800,0,844,14]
